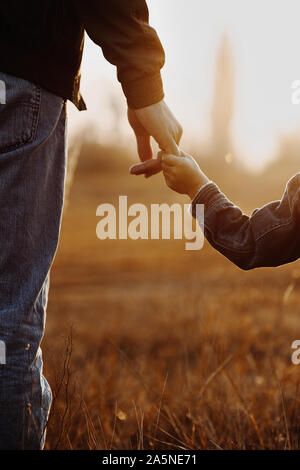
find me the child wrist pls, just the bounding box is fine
[188,179,210,200]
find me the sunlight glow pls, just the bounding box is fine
[69,0,300,170]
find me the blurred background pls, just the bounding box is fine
[69,0,300,171]
[44,0,300,449]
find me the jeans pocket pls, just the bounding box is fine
[0,72,41,154]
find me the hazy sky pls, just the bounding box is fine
[69,0,300,169]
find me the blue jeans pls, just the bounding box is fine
[0,72,67,449]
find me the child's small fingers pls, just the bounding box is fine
[157,150,164,161]
[162,161,175,172]
[163,172,173,185]
[161,161,169,171]
[162,169,176,182]
[161,153,176,164]
[161,153,183,167]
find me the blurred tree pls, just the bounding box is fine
[109,91,124,140]
[210,33,235,166]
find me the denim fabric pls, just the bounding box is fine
[0,72,66,449]
[191,175,300,270]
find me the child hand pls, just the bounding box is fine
[161,151,209,199]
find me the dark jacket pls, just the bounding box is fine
[191,174,300,270]
[0,0,165,110]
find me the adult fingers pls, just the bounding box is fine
[163,139,181,156]
[161,153,185,167]
[130,158,161,176]
[144,166,163,178]
[135,134,153,162]
[143,150,165,178]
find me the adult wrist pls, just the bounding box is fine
[123,73,164,109]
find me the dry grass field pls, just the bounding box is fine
[43,141,300,450]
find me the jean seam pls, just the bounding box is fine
[0,83,41,153]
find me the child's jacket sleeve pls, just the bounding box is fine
[191,174,300,270]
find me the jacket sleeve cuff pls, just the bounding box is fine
[122,72,164,109]
[191,182,223,219]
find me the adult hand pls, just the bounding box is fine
[128,100,182,177]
